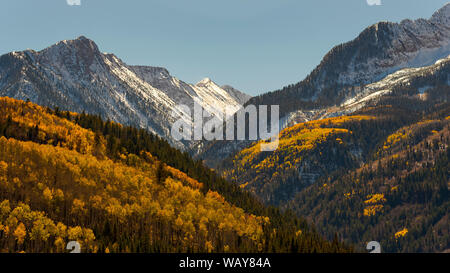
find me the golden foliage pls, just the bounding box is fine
[229,115,374,186]
[0,97,102,155]
[0,200,95,252]
[381,118,443,152]
[239,182,249,189]
[0,136,266,252]
[383,131,408,150]
[363,205,384,217]
[13,222,26,245]
[395,228,408,239]
[363,194,386,216]
[165,165,203,190]
[364,194,387,205]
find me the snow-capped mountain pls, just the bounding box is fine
[249,3,450,117]
[0,36,250,149]
[196,3,450,166]
[197,52,450,167]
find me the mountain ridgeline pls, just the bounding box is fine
[0,36,250,151]
[249,3,450,117]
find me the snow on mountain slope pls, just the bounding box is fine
[0,36,250,149]
[247,3,450,119]
[283,54,450,127]
[197,53,450,167]
[196,3,450,166]
[327,3,450,90]
[193,78,243,115]
[129,67,246,116]
[340,54,450,109]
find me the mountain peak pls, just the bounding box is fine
[431,2,450,24]
[75,35,90,41]
[196,77,214,86]
[46,36,101,57]
[36,36,102,69]
[68,36,99,51]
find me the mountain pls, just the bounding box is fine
[250,3,450,114]
[211,5,450,249]
[196,3,450,166]
[0,36,250,150]
[0,96,351,253]
[197,53,450,167]
[290,53,450,126]
[221,46,450,201]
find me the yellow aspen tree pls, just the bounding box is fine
[13,222,26,245]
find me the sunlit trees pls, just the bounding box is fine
[0,97,350,253]
[0,137,268,252]
[290,110,450,253]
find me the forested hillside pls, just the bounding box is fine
[0,97,348,253]
[290,113,449,252]
[222,112,411,205]
[221,89,449,252]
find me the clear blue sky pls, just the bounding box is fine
[0,0,448,96]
